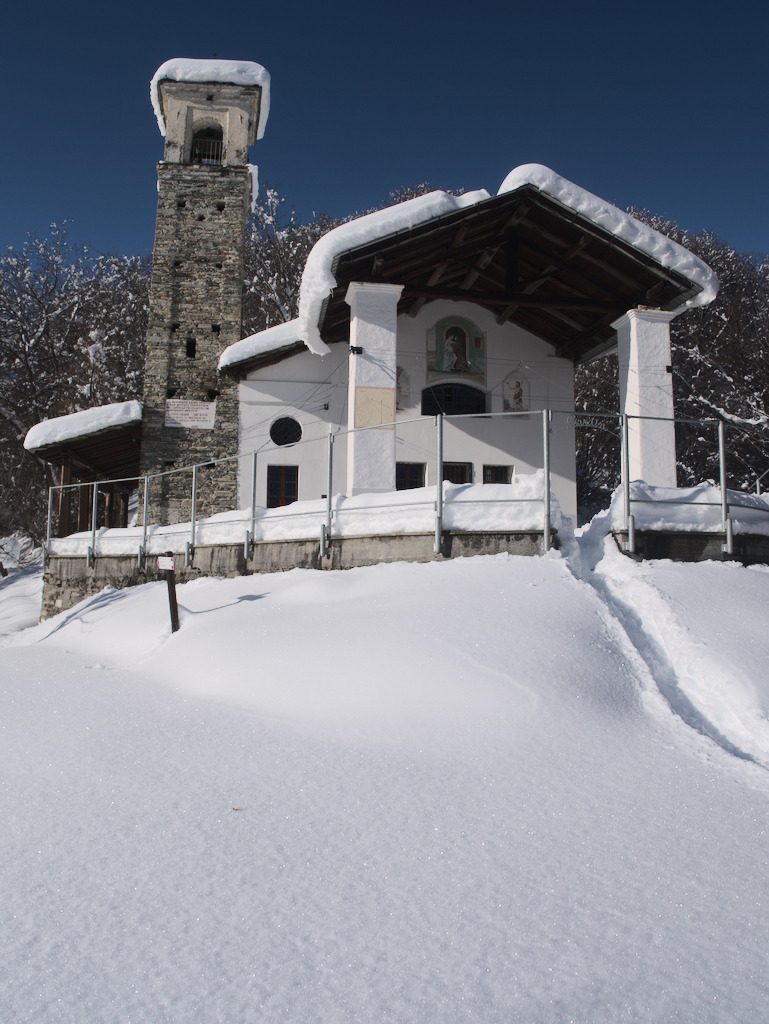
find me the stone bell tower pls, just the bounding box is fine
[140,58,270,523]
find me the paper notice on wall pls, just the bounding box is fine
[164,400,217,429]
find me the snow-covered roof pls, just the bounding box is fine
[219,319,303,371]
[298,190,491,356]
[227,164,718,368]
[497,165,718,310]
[151,58,271,139]
[24,401,143,452]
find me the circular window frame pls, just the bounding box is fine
[270,416,303,447]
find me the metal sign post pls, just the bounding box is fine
[157,553,180,633]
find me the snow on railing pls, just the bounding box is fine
[42,410,769,565]
[44,410,555,564]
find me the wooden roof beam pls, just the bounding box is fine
[459,244,503,290]
[517,234,633,302]
[404,284,620,310]
[409,221,470,316]
[521,218,669,292]
[496,236,591,324]
[555,311,620,360]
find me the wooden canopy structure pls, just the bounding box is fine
[30,422,142,483]
[27,419,142,534]
[315,185,703,363]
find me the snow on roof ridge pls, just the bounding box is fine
[498,164,718,309]
[219,319,303,370]
[24,400,143,452]
[150,58,271,139]
[238,166,718,364]
[298,189,491,355]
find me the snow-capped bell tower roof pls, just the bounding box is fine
[151,58,271,139]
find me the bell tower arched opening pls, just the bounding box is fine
[190,123,223,165]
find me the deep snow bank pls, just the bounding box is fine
[2,552,769,1024]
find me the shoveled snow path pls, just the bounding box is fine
[567,522,769,769]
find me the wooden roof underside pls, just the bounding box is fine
[32,423,142,484]
[318,186,701,363]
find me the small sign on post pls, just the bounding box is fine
[157,553,180,633]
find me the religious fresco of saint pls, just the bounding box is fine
[502,370,530,412]
[427,317,486,383]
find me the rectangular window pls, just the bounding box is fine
[443,462,473,484]
[266,466,298,508]
[396,463,426,490]
[483,465,513,484]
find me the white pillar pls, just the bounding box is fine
[612,308,677,487]
[345,281,403,495]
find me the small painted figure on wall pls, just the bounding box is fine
[503,371,530,412]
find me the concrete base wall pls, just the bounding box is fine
[42,530,556,618]
[613,530,769,566]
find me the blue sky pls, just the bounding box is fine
[2,0,767,257]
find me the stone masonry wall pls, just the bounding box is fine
[41,531,554,617]
[140,163,251,524]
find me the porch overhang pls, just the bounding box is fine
[24,402,143,483]
[28,425,142,483]
[316,186,705,363]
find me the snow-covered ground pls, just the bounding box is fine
[2,524,768,1024]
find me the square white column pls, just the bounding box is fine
[345,281,404,495]
[612,308,677,487]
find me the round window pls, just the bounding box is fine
[270,417,302,446]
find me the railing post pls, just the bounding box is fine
[245,450,258,560]
[46,486,54,546]
[322,431,334,559]
[88,482,99,568]
[139,475,150,568]
[718,420,733,555]
[434,414,444,554]
[621,413,635,554]
[44,486,54,568]
[542,409,551,553]
[187,464,198,566]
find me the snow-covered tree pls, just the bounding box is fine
[0,227,149,540]
[242,187,340,335]
[576,215,769,513]
[241,183,467,336]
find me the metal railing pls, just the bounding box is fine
[190,138,223,165]
[44,409,769,565]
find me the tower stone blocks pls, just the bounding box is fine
[140,62,269,524]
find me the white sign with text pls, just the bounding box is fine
[164,400,216,429]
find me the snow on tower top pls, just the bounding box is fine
[150,58,271,139]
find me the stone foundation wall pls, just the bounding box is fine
[41,531,555,618]
[613,529,769,565]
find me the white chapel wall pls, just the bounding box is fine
[237,300,576,519]
[238,346,349,508]
[394,301,576,518]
